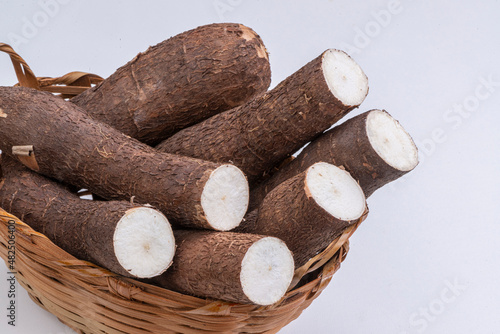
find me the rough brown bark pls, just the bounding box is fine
[156,50,366,184]
[237,169,367,268]
[0,155,162,278]
[151,230,277,304]
[71,23,271,145]
[250,110,416,209]
[0,87,243,230]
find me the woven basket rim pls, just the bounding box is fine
[0,206,357,333]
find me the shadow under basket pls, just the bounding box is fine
[0,207,360,334]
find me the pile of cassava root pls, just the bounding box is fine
[0,23,418,306]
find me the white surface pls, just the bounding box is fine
[322,49,369,106]
[201,164,249,231]
[366,109,418,171]
[0,0,499,333]
[113,207,175,278]
[306,162,366,221]
[240,237,294,306]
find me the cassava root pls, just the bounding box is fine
[151,230,294,305]
[71,23,271,145]
[156,49,369,184]
[0,87,249,231]
[0,155,175,278]
[237,162,367,268]
[250,109,419,209]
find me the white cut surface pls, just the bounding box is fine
[113,207,175,278]
[240,237,294,306]
[306,162,366,221]
[201,164,249,231]
[322,49,368,107]
[366,110,419,172]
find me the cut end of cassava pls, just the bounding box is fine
[322,49,368,107]
[201,164,249,231]
[306,162,366,221]
[113,207,175,278]
[366,110,419,172]
[240,237,294,305]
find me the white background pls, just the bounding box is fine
[1,0,499,333]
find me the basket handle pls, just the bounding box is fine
[0,42,104,98]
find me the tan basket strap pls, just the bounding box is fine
[0,42,104,98]
[0,43,39,89]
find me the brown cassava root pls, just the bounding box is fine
[0,155,175,278]
[250,109,419,209]
[156,49,368,184]
[151,230,294,305]
[71,23,271,145]
[237,162,367,268]
[0,87,248,231]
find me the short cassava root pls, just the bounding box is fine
[0,155,175,278]
[151,230,294,305]
[237,162,367,268]
[250,109,418,208]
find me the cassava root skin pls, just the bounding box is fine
[250,109,418,209]
[0,156,175,278]
[156,49,368,184]
[72,23,271,145]
[151,230,294,305]
[0,87,249,231]
[237,162,367,268]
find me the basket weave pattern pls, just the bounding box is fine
[0,208,356,333]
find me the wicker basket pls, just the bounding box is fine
[0,208,362,333]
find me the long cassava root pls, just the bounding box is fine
[0,155,175,278]
[156,49,369,183]
[151,230,294,305]
[0,87,249,231]
[237,162,367,268]
[71,23,271,145]
[250,109,418,208]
